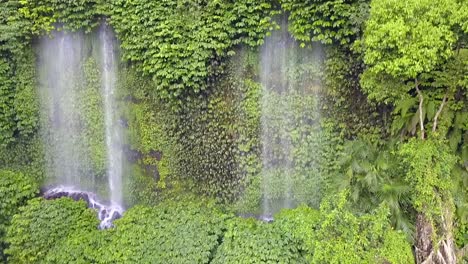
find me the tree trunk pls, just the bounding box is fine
[415,213,457,264]
[416,213,433,263]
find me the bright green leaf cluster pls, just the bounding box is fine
[362,0,459,79]
[109,0,277,102]
[0,170,37,261]
[5,198,99,264]
[280,0,369,45]
[399,139,457,221]
[275,193,414,264]
[212,218,307,263]
[19,0,101,34]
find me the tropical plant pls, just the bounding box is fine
[275,193,414,264]
[212,217,307,263]
[0,170,37,262]
[280,0,370,45]
[360,0,467,262]
[334,139,414,235]
[5,198,99,264]
[101,200,229,263]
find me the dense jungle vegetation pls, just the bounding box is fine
[0,0,467,263]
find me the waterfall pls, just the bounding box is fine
[259,18,323,220]
[37,24,124,228]
[38,30,89,188]
[260,21,294,220]
[99,23,124,208]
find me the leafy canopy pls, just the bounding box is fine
[5,198,99,264]
[109,0,277,102]
[280,0,369,45]
[101,200,229,263]
[0,170,37,261]
[275,193,414,264]
[361,0,459,79]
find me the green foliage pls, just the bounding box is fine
[1,194,414,264]
[259,89,328,209]
[0,48,39,147]
[361,0,458,79]
[0,2,39,147]
[399,139,457,223]
[453,161,468,248]
[0,1,466,262]
[322,47,388,140]
[5,198,99,264]
[454,0,468,34]
[119,67,179,204]
[362,50,467,139]
[0,58,15,146]
[79,58,106,176]
[45,228,111,264]
[109,0,276,101]
[212,218,307,263]
[361,2,466,254]
[19,0,101,34]
[13,50,39,138]
[280,0,369,45]
[276,193,414,264]
[0,170,37,262]
[0,135,45,184]
[102,200,228,263]
[0,1,32,55]
[334,139,414,235]
[235,44,351,213]
[273,205,321,253]
[165,49,263,203]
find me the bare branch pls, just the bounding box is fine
[432,91,448,132]
[415,78,425,140]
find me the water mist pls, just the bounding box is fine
[37,24,125,228]
[259,19,324,220]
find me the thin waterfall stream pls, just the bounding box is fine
[100,23,124,210]
[259,19,323,220]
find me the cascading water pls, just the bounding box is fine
[259,18,324,220]
[37,24,124,228]
[43,186,122,229]
[99,23,124,209]
[38,30,91,188]
[260,21,295,220]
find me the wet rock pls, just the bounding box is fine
[122,95,142,104]
[100,209,108,220]
[110,211,121,221]
[145,164,160,181]
[43,186,124,229]
[148,150,163,161]
[123,144,143,163]
[118,117,129,128]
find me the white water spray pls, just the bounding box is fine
[44,186,122,229]
[37,24,125,227]
[259,20,296,219]
[259,18,323,220]
[99,23,123,208]
[38,31,89,187]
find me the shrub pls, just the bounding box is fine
[5,198,99,263]
[0,170,37,261]
[102,200,229,263]
[213,218,307,263]
[275,194,414,264]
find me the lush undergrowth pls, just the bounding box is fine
[0,175,411,264]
